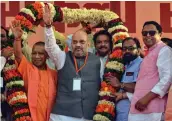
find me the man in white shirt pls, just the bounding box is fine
[43,5,103,121]
[128,21,172,121]
[93,30,113,78]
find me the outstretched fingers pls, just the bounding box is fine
[10,21,15,33]
[45,4,50,14]
[16,20,21,28]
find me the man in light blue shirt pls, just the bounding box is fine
[106,37,143,121]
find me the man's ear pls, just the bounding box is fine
[138,48,141,55]
[138,48,146,58]
[159,32,162,37]
[47,56,50,59]
[45,51,49,59]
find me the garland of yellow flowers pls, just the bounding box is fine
[8,2,129,121]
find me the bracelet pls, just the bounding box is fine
[15,38,21,41]
[45,23,52,28]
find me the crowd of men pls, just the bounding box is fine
[1,5,172,121]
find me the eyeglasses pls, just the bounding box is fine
[122,46,137,51]
[142,31,157,36]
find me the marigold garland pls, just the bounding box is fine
[32,2,44,19]
[2,47,32,121]
[15,15,33,30]
[7,2,129,121]
[5,2,64,120]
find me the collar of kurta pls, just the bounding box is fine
[148,41,163,52]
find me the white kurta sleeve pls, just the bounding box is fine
[44,27,66,70]
[151,46,172,98]
[126,92,134,102]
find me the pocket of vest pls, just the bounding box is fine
[56,91,81,104]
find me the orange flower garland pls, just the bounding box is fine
[2,49,32,121]
[6,2,63,121]
[100,81,116,93]
[7,2,129,121]
[110,49,123,59]
[113,34,128,43]
[15,109,30,115]
[93,18,129,121]
[15,15,32,29]
[32,2,43,19]
[96,104,115,116]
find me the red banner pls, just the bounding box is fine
[1,1,172,47]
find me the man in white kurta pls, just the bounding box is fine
[128,21,172,121]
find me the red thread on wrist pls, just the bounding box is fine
[15,38,21,41]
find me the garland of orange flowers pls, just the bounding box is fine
[2,46,32,121]
[93,19,129,121]
[7,2,129,121]
[15,15,33,30]
[32,2,43,19]
[6,2,63,121]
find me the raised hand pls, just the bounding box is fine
[10,20,23,40]
[43,5,52,26]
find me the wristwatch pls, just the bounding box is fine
[45,23,52,28]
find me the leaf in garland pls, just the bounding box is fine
[22,26,30,33]
[26,5,38,17]
[29,29,36,33]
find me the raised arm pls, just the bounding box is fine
[43,5,66,70]
[10,20,23,64]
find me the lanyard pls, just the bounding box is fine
[73,53,88,74]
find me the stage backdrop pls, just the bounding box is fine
[1,1,172,49]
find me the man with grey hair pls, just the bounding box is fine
[43,5,103,121]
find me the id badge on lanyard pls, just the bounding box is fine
[72,53,88,91]
[73,74,81,91]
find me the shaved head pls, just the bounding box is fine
[72,29,88,40]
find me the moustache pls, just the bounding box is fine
[123,53,138,64]
[74,48,83,51]
[99,46,107,49]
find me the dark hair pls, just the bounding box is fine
[93,30,113,52]
[1,26,14,48]
[33,41,45,48]
[143,21,162,33]
[122,37,141,49]
[161,38,172,48]
[1,26,9,37]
